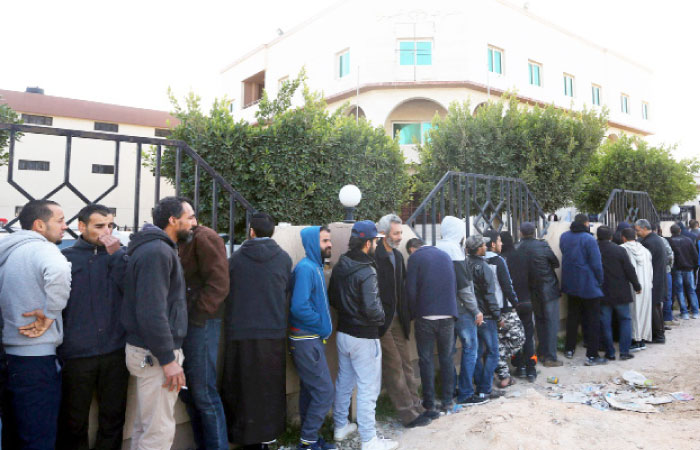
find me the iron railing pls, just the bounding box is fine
[598,189,659,231]
[0,123,256,254]
[407,171,548,245]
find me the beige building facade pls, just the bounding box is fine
[221,0,653,163]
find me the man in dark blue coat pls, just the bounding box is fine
[58,204,129,450]
[560,214,607,366]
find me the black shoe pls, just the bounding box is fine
[630,341,642,352]
[584,356,608,366]
[620,353,635,360]
[526,365,537,382]
[423,409,441,420]
[664,326,672,331]
[564,350,574,359]
[605,354,616,361]
[651,338,666,344]
[514,366,527,378]
[489,390,506,399]
[460,394,489,405]
[639,341,647,350]
[406,414,432,428]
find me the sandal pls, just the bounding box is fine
[496,377,515,388]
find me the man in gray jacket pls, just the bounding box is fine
[0,199,71,449]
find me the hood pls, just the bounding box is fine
[616,221,631,232]
[436,216,466,261]
[300,226,322,266]
[239,238,282,263]
[621,241,647,264]
[0,230,47,267]
[126,224,175,255]
[333,253,373,279]
[570,221,590,233]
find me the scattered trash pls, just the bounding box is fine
[591,401,610,411]
[547,376,559,384]
[622,370,656,388]
[562,392,589,404]
[605,393,658,413]
[506,390,522,399]
[671,392,694,401]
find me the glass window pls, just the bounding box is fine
[21,114,53,126]
[18,159,50,171]
[621,94,629,114]
[399,41,432,66]
[92,164,115,174]
[488,47,503,74]
[591,85,601,106]
[95,122,118,133]
[338,51,350,78]
[642,102,649,120]
[394,122,433,145]
[563,74,574,97]
[528,62,541,86]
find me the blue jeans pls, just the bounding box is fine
[4,355,62,450]
[181,319,228,450]
[673,271,700,315]
[333,332,382,443]
[600,304,632,356]
[289,337,334,444]
[454,312,478,402]
[474,319,499,395]
[664,272,674,321]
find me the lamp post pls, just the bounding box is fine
[339,185,362,223]
[670,204,681,221]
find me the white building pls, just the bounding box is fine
[221,0,653,163]
[0,88,177,231]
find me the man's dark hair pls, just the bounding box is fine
[670,224,681,236]
[18,199,59,230]
[320,225,331,234]
[77,204,113,225]
[405,237,423,253]
[596,225,612,241]
[574,213,589,224]
[690,219,699,229]
[621,227,637,242]
[250,212,275,238]
[348,236,371,252]
[484,230,501,250]
[152,196,191,229]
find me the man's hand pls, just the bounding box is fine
[162,360,186,392]
[636,290,642,295]
[19,309,55,338]
[498,319,506,329]
[475,312,484,326]
[98,234,122,255]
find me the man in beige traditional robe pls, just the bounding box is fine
[621,228,653,348]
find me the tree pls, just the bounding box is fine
[416,95,608,212]
[574,134,700,213]
[149,73,409,234]
[0,101,22,167]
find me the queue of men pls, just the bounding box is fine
[0,197,698,450]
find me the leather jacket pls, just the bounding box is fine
[467,254,501,321]
[329,250,385,339]
[516,237,560,302]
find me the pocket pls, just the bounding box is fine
[374,339,381,359]
[312,345,322,364]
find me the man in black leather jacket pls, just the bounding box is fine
[329,221,397,450]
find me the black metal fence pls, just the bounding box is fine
[598,189,659,231]
[406,171,548,245]
[0,123,256,254]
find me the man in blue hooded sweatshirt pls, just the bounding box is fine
[288,226,335,450]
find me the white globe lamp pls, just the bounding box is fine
[339,185,362,222]
[670,204,681,216]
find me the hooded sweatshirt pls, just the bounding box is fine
[226,237,292,340]
[289,226,333,339]
[560,221,604,299]
[0,230,71,356]
[121,224,187,365]
[435,216,479,317]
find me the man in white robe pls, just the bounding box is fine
[621,228,653,348]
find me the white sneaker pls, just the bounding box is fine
[334,422,357,441]
[361,435,399,450]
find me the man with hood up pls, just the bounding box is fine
[121,196,196,450]
[223,212,291,449]
[0,199,71,449]
[620,228,653,349]
[434,216,483,405]
[330,220,398,450]
[288,226,335,450]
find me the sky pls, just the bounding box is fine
[2,0,698,159]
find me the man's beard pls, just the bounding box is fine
[321,247,332,259]
[176,229,194,244]
[385,236,400,249]
[368,245,376,258]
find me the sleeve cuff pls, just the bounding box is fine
[154,350,176,366]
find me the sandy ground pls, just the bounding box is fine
[395,318,700,450]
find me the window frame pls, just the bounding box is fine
[392,121,433,145]
[563,73,575,97]
[21,114,53,126]
[398,40,432,66]
[337,49,350,78]
[591,84,601,106]
[488,46,504,75]
[18,159,50,171]
[642,101,649,120]
[620,94,630,114]
[92,164,115,174]
[94,122,119,133]
[528,60,542,86]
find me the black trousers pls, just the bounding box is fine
[565,295,588,352]
[514,303,536,367]
[56,349,130,450]
[575,296,602,359]
[652,302,665,340]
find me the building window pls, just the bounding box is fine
[591,85,601,106]
[393,122,433,145]
[621,94,629,114]
[228,100,236,113]
[92,164,115,174]
[528,61,541,86]
[642,102,649,120]
[95,122,119,133]
[488,46,504,74]
[399,41,432,66]
[563,74,575,97]
[338,50,350,78]
[154,128,170,138]
[21,114,53,126]
[242,70,266,108]
[18,159,50,171]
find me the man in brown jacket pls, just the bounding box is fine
[178,224,230,449]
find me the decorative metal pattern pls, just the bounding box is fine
[0,123,255,254]
[407,171,548,245]
[598,189,659,232]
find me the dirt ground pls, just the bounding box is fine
[395,318,700,450]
